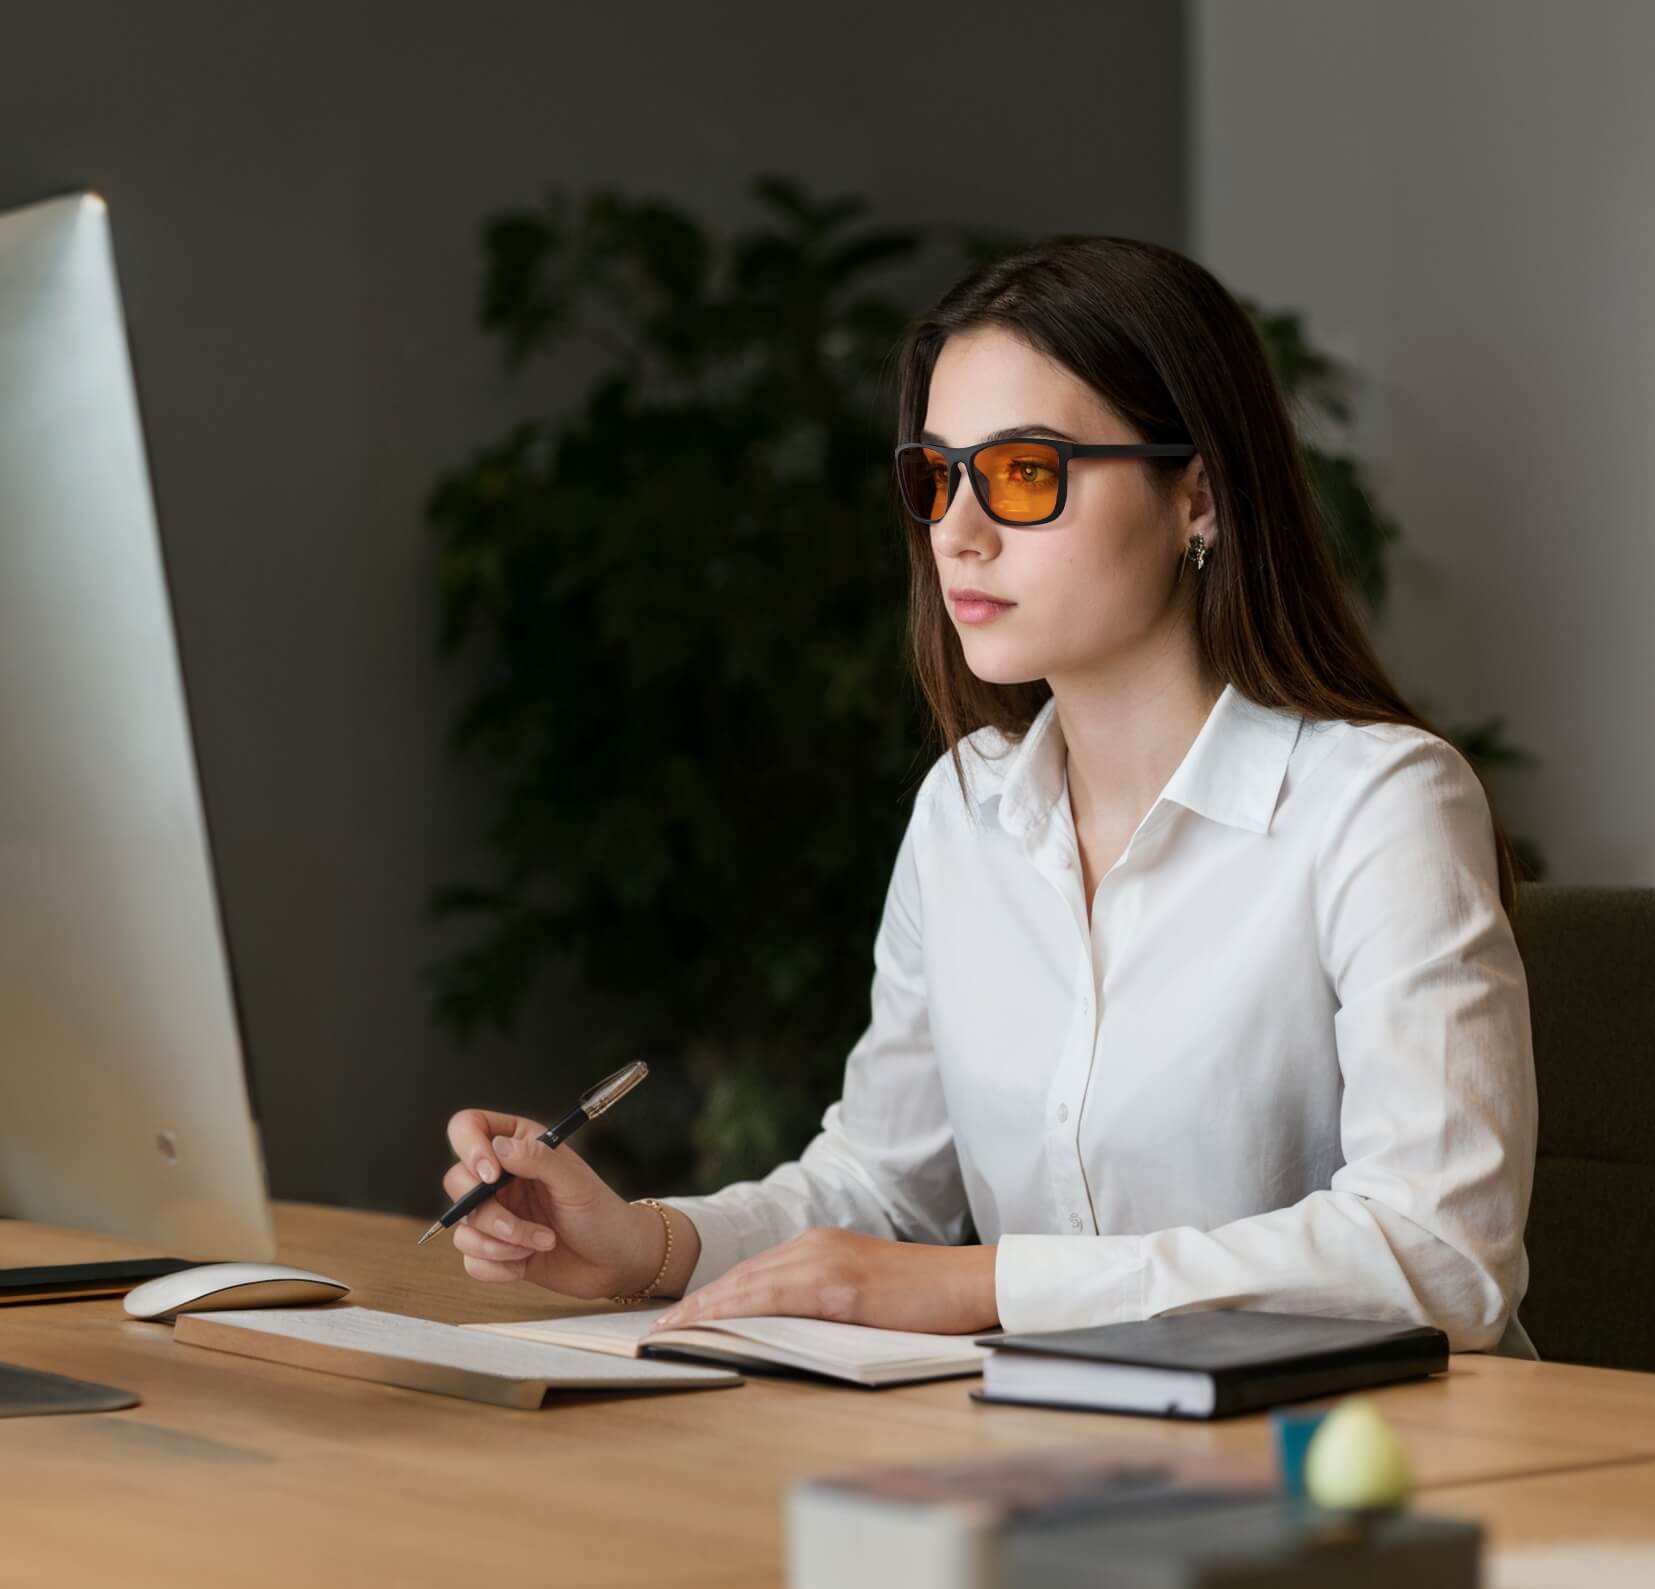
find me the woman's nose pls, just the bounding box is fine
[930,461,998,552]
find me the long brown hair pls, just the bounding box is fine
[892,234,1522,927]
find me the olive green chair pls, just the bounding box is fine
[1514,883,1655,1371]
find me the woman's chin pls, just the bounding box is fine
[959,646,1046,688]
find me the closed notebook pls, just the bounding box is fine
[973,1311,1449,1419]
[173,1306,742,1408]
[466,1304,991,1388]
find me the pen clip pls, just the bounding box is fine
[578,1060,649,1119]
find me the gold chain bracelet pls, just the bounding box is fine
[609,1197,673,1306]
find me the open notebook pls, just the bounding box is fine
[465,1304,992,1388]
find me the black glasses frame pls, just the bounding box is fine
[894,436,1197,528]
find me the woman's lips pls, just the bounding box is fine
[950,594,1015,625]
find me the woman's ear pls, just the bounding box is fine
[1179,454,1217,549]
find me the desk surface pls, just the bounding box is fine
[3,1202,1654,1587]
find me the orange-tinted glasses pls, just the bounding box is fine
[894,435,1197,528]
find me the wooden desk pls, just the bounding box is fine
[3,1202,1654,1587]
[1420,1462,1655,1585]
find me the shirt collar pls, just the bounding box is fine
[980,683,1304,840]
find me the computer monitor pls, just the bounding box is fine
[0,192,275,1266]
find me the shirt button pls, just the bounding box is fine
[1057,1103,1070,1123]
[1068,1212,1084,1231]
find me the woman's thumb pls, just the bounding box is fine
[493,1133,553,1180]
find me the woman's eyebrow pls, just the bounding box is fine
[919,424,1079,446]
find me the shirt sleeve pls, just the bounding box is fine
[662,771,968,1293]
[994,727,1539,1352]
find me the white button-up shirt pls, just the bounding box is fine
[665,683,1539,1354]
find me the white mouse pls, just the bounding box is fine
[123,1262,350,1321]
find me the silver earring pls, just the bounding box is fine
[1188,533,1208,571]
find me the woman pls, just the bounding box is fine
[439,236,1538,1355]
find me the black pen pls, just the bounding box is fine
[416,1060,650,1246]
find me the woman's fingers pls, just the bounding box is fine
[451,1221,541,1264]
[466,1202,557,1252]
[658,1258,782,1327]
[446,1108,546,1184]
[460,1252,529,1284]
[437,1166,556,1250]
[656,1230,866,1328]
[490,1133,582,1191]
[440,1162,557,1253]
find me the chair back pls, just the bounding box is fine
[1516,883,1655,1371]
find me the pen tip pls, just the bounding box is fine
[416,1221,443,1247]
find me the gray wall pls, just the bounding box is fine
[1191,0,1655,886]
[0,2,1187,1215]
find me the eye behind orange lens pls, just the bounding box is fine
[973,442,1062,522]
[897,441,1065,524]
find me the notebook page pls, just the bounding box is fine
[692,1315,990,1373]
[465,1306,675,1356]
[183,1306,738,1385]
[472,1308,988,1372]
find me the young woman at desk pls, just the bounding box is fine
[439,236,1538,1356]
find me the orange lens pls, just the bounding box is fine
[973,442,1062,522]
[898,446,953,521]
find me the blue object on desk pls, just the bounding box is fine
[1271,1407,1330,1497]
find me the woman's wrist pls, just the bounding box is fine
[657,1203,702,1297]
[956,1242,1000,1332]
[615,1199,701,1301]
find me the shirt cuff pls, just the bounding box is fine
[995,1233,1146,1334]
[658,1196,747,1295]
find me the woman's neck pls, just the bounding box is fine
[1051,635,1223,842]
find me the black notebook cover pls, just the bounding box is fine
[974,1311,1450,1419]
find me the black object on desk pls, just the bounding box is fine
[0,1362,139,1418]
[1,1257,197,1306]
[1003,1495,1480,1588]
[974,1311,1450,1419]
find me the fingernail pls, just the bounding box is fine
[493,1217,513,1238]
[532,1229,556,1251]
[492,1134,513,1156]
[476,1159,496,1183]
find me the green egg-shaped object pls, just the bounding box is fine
[1303,1396,1413,1510]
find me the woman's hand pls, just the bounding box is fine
[441,1108,700,1300]
[651,1228,999,1335]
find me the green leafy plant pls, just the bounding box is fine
[428,183,1543,1191]
[426,177,936,1187]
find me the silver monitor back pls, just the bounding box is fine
[0,192,275,1259]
